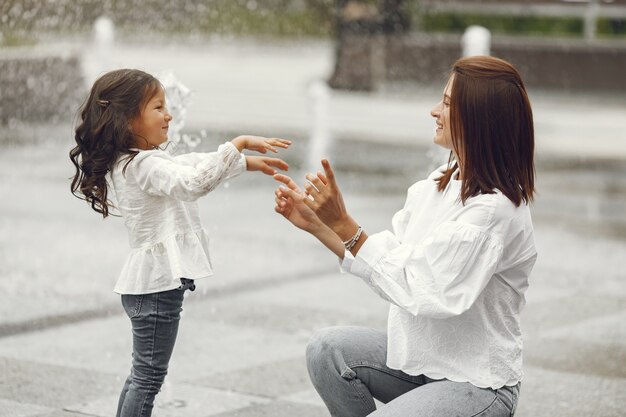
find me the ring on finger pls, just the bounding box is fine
[306,180,320,193]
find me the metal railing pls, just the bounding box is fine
[420,0,626,39]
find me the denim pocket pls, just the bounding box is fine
[494,385,519,417]
[121,294,144,319]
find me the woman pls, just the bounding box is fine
[273,55,536,417]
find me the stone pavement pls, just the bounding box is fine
[0,37,625,416]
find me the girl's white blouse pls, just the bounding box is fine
[341,165,537,389]
[109,142,246,295]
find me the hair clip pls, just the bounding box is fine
[96,99,110,108]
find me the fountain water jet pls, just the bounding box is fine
[306,80,331,174]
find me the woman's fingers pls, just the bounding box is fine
[278,185,300,201]
[304,181,318,195]
[321,159,336,185]
[317,170,328,185]
[273,173,301,192]
[305,173,324,193]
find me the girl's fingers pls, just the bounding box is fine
[266,158,289,171]
[264,143,278,153]
[262,166,276,176]
[271,138,292,148]
[266,138,291,150]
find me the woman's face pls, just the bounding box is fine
[430,75,454,150]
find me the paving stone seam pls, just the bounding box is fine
[0,266,335,339]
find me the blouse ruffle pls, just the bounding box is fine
[114,228,213,295]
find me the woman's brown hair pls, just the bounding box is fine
[437,56,535,207]
[70,69,161,217]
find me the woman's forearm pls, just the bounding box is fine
[311,224,346,258]
[327,216,368,257]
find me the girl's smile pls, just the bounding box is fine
[131,87,172,150]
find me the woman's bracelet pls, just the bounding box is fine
[343,225,363,251]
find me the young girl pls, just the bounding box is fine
[274,56,536,416]
[69,68,291,417]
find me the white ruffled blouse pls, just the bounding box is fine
[109,141,246,295]
[341,165,537,389]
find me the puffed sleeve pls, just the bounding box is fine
[348,221,504,319]
[130,142,246,201]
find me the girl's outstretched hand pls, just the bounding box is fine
[246,156,289,176]
[232,135,292,154]
[303,159,349,229]
[274,173,323,233]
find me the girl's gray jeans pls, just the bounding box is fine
[306,326,519,417]
[116,283,192,417]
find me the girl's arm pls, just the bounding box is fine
[231,135,291,154]
[175,135,290,168]
[132,142,244,201]
[133,136,291,201]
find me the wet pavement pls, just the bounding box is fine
[0,37,625,416]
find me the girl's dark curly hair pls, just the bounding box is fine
[70,69,161,217]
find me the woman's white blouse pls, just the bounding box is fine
[341,165,537,389]
[109,142,246,295]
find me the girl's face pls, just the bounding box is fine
[430,75,454,150]
[131,87,172,150]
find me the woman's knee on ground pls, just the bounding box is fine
[305,327,354,375]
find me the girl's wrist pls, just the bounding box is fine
[231,136,246,152]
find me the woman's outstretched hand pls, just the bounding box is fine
[274,163,362,258]
[246,156,289,176]
[232,135,292,154]
[303,159,349,230]
[274,174,323,233]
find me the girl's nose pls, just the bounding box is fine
[165,112,173,122]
